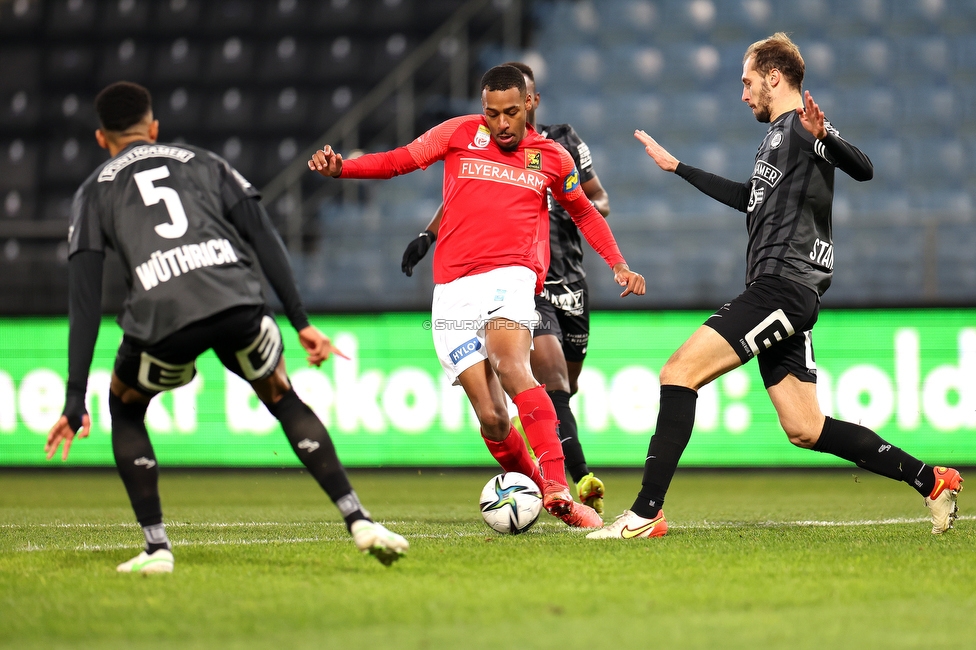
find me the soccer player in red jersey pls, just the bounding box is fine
[309,65,645,528]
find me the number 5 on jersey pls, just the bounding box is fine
[134,165,188,239]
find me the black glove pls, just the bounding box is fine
[63,391,88,433]
[401,230,436,277]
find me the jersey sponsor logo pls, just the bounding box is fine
[752,160,783,188]
[134,238,240,291]
[137,352,196,392]
[809,237,834,270]
[542,286,584,316]
[470,124,491,149]
[458,158,547,194]
[449,337,482,365]
[525,148,542,170]
[563,167,580,193]
[741,309,795,357]
[98,145,195,182]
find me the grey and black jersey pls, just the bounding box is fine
[68,141,266,344]
[676,110,872,296]
[539,123,598,285]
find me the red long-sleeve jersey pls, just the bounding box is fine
[340,115,626,293]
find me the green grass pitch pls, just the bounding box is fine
[2,468,974,649]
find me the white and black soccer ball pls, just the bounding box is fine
[479,472,543,535]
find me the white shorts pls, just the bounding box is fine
[431,266,540,385]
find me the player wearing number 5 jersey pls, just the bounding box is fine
[45,82,407,571]
[310,65,645,529]
[590,33,962,541]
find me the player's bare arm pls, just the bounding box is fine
[613,262,645,297]
[307,145,344,177]
[45,414,91,461]
[298,325,348,367]
[582,176,610,217]
[634,130,679,172]
[796,90,827,139]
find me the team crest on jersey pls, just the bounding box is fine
[563,167,580,193]
[525,149,542,170]
[473,125,491,149]
[768,131,783,149]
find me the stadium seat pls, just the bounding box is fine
[152,38,203,84]
[259,87,310,131]
[153,87,205,135]
[713,0,775,40]
[0,139,38,191]
[205,87,256,132]
[367,0,416,32]
[900,86,957,134]
[902,138,967,184]
[98,0,151,35]
[38,190,74,223]
[204,37,256,82]
[204,0,259,34]
[259,0,311,32]
[42,136,102,186]
[597,0,660,44]
[895,36,951,80]
[3,189,35,220]
[310,0,366,34]
[310,85,360,133]
[833,37,892,83]
[0,89,41,132]
[152,0,203,34]
[660,43,722,88]
[0,0,43,36]
[45,46,95,84]
[825,87,896,136]
[416,0,467,29]
[256,137,301,186]
[209,136,259,184]
[51,92,97,131]
[310,36,368,84]
[97,39,150,88]
[366,33,414,82]
[661,0,717,38]
[256,36,309,83]
[45,0,97,35]
[0,49,40,91]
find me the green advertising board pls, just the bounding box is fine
[0,310,973,467]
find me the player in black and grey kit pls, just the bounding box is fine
[44,82,407,570]
[400,62,609,513]
[590,33,962,540]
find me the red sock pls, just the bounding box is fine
[482,427,544,488]
[513,385,567,487]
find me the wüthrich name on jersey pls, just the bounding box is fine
[135,238,238,291]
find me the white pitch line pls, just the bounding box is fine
[6,516,971,553]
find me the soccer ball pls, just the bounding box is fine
[479,472,543,535]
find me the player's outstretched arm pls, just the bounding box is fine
[798,90,873,182]
[634,130,679,172]
[308,145,344,177]
[298,325,349,367]
[402,204,443,277]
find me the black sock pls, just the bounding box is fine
[632,385,698,519]
[109,393,164,541]
[813,417,932,496]
[267,388,370,531]
[549,389,588,483]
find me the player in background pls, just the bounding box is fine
[45,82,408,571]
[589,33,962,540]
[309,65,645,528]
[400,62,609,514]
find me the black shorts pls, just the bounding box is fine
[114,304,284,396]
[533,278,590,362]
[704,275,820,389]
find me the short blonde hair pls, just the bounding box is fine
[743,32,804,90]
